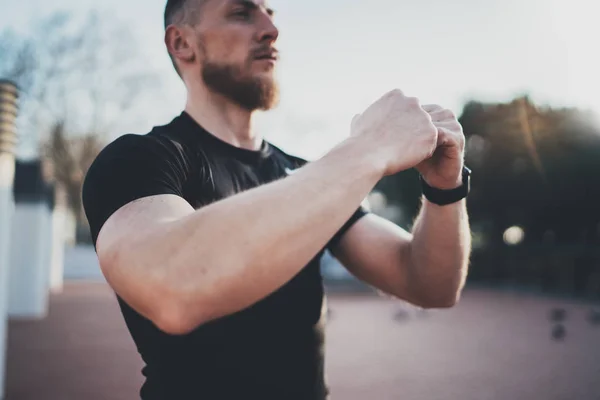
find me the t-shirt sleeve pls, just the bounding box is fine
[82,134,188,246]
[326,206,369,250]
[287,155,369,251]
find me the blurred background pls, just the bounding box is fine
[0,0,599,399]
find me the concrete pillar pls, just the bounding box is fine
[8,161,54,318]
[0,79,19,400]
[49,186,68,292]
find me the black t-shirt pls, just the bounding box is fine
[82,111,367,400]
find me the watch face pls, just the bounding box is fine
[463,166,471,183]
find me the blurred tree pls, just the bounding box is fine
[0,10,162,235]
[459,97,600,246]
[459,97,600,293]
[41,122,104,224]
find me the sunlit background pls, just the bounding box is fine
[2,0,600,159]
[0,1,599,399]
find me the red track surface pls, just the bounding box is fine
[5,283,600,400]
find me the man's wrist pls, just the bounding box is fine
[421,164,465,190]
[420,166,471,206]
[329,136,387,180]
[422,175,463,190]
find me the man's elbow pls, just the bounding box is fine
[153,295,208,336]
[425,294,460,309]
[415,289,462,309]
[99,251,207,336]
[154,308,197,336]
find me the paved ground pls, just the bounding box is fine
[5,283,600,400]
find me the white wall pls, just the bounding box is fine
[62,208,76,247]
[48,206,67,292]
[0,186,14,400]
[7,203,51,319]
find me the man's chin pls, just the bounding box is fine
[251,68,277,81]
[259,96,280,111]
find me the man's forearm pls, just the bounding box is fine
[407,198,471,307]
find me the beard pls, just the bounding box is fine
[201,59,279,111]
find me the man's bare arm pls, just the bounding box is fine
[331,198,470,308]
[97,137,382,335]
[95,90,438,335]
[407,198,471,306]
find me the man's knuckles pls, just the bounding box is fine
[429,108,456,121]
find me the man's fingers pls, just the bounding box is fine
[424,106,457,122]
[436,126,451,146]
[422,103,465,152]
[422,104,443,113]
[433,118,461,129]
[435,125,465,150]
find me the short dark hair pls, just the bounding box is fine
[164,0,204,76]
[165,0,187,29]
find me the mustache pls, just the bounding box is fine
[252,47,279,59]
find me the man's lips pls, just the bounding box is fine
[253,50,279,61]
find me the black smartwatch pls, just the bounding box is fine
[420,166,471,206]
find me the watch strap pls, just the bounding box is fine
[420,166,471,206]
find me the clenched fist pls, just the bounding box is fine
[416,105,466,189]
[350,89,438,176]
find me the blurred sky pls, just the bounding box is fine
[2,0,599,159]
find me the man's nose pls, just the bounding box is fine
[256,15,279,43]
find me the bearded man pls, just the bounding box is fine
[82,1,472,399]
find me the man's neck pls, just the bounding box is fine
[184,83,262,151]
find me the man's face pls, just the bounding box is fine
[192,0,280,111]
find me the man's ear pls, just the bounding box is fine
[165,25,196,66]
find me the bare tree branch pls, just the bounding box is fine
[0,9,163,229]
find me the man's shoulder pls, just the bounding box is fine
[90,131,176,169]
[85,122,192,190]
[96,113,194,162]
[267,142,310,169]
[82,125,191,246]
